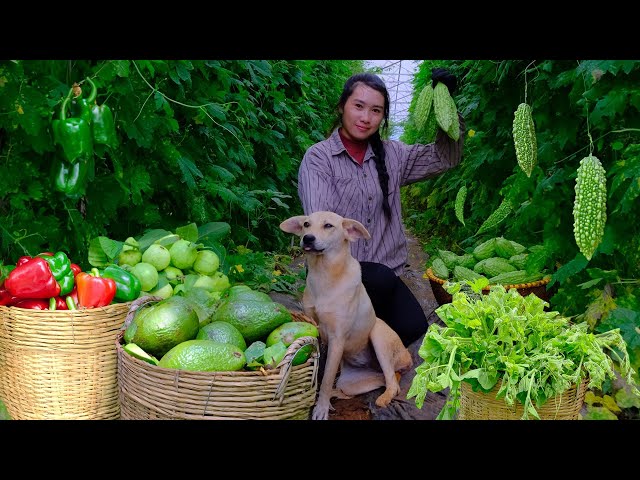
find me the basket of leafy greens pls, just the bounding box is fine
[407,278,640,420]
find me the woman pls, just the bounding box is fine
[297,69,465,346]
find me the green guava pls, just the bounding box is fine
[142,244,171,271]
[192,250,220,275]
[131,262,159,292]
[169,239,198,270]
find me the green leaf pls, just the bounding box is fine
[197,222,231,244]
[88,236,122,267]
[175,223,199,243]
[137,229,173,253]
[177,156,203,189]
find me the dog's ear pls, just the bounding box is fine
[280,215,307,236]
[342,219,371,242]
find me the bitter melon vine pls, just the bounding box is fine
[512,102,537,177]
[573,154,607,261]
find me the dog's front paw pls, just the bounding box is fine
[311,401,331,420]
[375,385,401,408]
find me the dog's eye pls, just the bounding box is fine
[324,223,333,229]
[303,221,310,228]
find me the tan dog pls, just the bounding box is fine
[280,211,413,420]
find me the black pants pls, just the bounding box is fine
[360,261,427,347]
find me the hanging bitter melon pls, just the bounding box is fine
[475,198,513,236]
[414,84,434,133]
[433,82,460,141]
[573,154,607,261]
[512,103,537,177]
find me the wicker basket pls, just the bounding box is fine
[426,268,552,305]
[458,378,588,420]
[0,302,130,420]
[117,307,320,420]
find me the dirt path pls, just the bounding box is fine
[269,228,448,420]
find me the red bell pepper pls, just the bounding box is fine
[0,288,19,306]
[16,256,32,267]
[76,268,116,308]
[4,257,61,299]
[70,263,82,277]
[13,299,49,310]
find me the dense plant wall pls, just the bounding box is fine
[0,60,362,268]
[402,60,640,387]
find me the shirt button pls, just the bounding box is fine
[364,173,367,177]
[367,219,371,223]
[368,196,372,201]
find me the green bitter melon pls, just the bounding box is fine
[512,102,537,177]
[573,154,607,261]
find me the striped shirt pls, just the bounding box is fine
[298,117,465,275]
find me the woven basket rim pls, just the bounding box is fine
[425,267,550,291]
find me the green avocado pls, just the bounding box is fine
[196,321,247,351]
[123,343,159,365]
[158,339,246,372]
[226,285,272,303]
[125,295,200,359]
[212,299,292,343]
[266,321,319,366]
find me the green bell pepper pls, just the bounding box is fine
[38,251,74,296]
[90,102,118,148]
[56,89,94,164]
[70,77,97,124]
[100,264,142,302]
[52,155,94,199]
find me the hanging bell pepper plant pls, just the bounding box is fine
[52,153,94,199]
[88,76,118,149]
[69,78,97,124]
[53,88,94,164]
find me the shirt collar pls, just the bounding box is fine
[329,128,374,161]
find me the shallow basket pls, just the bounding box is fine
[426,268,552,306]
[458,378,588,420]
[117,307,320,420]
[0,302,130,420]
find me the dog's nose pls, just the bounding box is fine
[302,234,315,245]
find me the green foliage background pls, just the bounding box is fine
[402,60,640,380]
[1,58,638,402]
[0,59,361,268]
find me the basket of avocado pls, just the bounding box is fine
[117,286,320,420]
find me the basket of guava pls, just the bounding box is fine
[407,280,640,420]
[116,286,320,420]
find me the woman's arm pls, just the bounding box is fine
[297,147,335,215]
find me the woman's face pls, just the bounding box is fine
[339,84,385,142]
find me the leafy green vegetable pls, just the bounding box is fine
[407,281,640,419]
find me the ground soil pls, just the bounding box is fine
[269,228,448,421]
